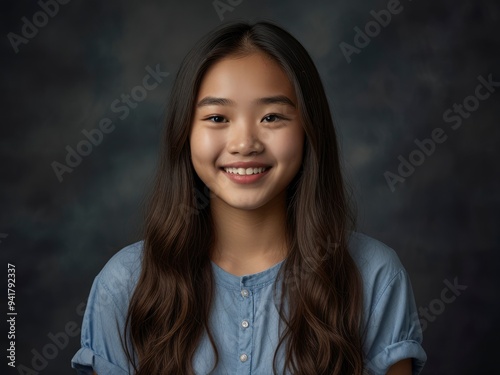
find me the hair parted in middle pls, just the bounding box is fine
[123,19,366,375]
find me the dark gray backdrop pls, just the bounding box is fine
[2,0,499,374]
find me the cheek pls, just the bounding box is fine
[273,129,304,166]
[190,128,224,165]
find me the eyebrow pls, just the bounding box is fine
[196,95,296,108]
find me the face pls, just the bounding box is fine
[189,51,305,211]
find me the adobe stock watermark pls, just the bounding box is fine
[15,302,85,375]
[364,276,467,374]
[384,73,499,192]
[16,268,133,374]
[51,64,169,182]
[280,235,341,293]
[7,0,72,54]
[416,277,467,332]
[339,0,405,63]
[260,235,342,315]
[213,0,243,21]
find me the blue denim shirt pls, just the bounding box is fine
[71,232,427,374]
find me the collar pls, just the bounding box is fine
[210,258,286,290]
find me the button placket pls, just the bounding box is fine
[238,281,253,372]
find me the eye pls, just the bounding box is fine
[205,115,227,123]
[262,114,285,123]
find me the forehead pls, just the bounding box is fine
[196,52,296,102]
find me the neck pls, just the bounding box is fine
[209,191,288,276]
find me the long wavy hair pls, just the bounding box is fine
[123,20,364,375]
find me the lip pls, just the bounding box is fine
[221,166,271,184]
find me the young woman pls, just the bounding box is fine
[71,20,427,375]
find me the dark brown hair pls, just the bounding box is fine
[124,20,364,375]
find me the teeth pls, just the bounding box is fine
[223,167,268,175]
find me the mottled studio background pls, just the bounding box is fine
[1,0,499,374]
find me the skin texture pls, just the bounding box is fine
[92,52,413,375]
[187,50,414,374]
[189,51,305,276]
[386,358,412,375]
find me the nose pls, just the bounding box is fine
[226,120,265,155]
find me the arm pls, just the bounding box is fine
[386,358,412,375]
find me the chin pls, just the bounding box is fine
[228,200,266,211]
[217,194,270,211]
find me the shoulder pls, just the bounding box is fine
[347,232,407,315]
[98,240,144,279]
[348,231,404,278]
[72,242,144,374]
[97,240,144,284]
[347,232,427,374]
[92,240,144,311]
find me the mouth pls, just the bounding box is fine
[220,166,272,176]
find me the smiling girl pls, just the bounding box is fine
[71,20,427,375]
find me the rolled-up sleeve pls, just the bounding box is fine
[363,269,427,375]
[71,274,133,375]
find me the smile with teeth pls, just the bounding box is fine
[223,167,270,175]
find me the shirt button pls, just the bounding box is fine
[241,320,249,328]
[241,289,249,298]
[239,353,248,362]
